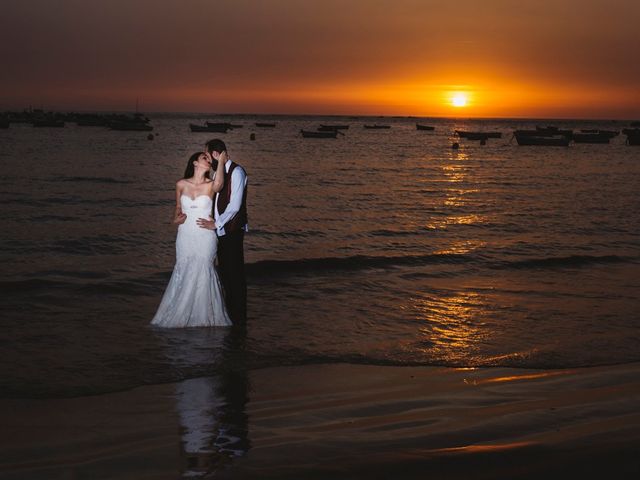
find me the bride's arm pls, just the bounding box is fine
[210,151,227,193]
[172,180,187,224]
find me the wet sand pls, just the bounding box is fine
[1,363,639,479]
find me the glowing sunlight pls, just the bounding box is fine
[451,92,469,108]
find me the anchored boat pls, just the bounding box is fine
[300,129,338,138]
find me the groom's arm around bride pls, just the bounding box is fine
[196,139,248,325]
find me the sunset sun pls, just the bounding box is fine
[451,92,468,108]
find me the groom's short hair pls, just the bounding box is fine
[205,139,227,154]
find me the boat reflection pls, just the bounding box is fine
[155,328,251,478]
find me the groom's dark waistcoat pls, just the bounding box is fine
[216,162,248,234]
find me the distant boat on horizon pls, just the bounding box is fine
[300,129,338,138]
[580,129,618,137]
[364,124,391,129]
[207,122,243,129]
[110,121,153,131]
[416,124,435,131]
[514,131,570,146]
[319,124,349,131]
[455,130,502,140]
[255,122,276,127]
[75,114,107,127]
[535,126,573,138]
[190,123,229,133]
[33,118,65,128]
[108,112,153,131]
[573,132,611,144]
[624,129,640,145]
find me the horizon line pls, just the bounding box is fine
[2,106,638,123]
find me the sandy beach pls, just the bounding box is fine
[1,362,639,479]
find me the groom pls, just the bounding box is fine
[197,139,248,325]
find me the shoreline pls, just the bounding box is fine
[4,358,640,401]
[1,362,639,479]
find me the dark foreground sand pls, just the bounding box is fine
[1,363,639,479]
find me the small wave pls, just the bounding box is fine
[250,228,327,238]
[37,270,112,280]
[2,254,633,296]
[246,252,474,276]
[3,353,640,399]
[246,252,635,277]
[58,176,132,184]
[252,251,638,278]
[499,254,632,270]
[0,273,169,296]
[369,229,416,237]
[28,214,76,222]
[0,278,60,293]
[251,353,640,372]
[43,197,173,207]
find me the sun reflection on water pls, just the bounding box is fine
[423,150,488,228]
[412,290,489,363]
[433,239,487,255]
[425,214,487,230]
[444,193,479,207]
[446,149,470,163]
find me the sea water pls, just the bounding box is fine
[1,114,638,397]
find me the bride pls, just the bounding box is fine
[151,151,232,328]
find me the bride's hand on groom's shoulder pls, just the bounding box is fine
[196,217,216,230]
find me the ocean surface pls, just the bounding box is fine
[1,114,639,398]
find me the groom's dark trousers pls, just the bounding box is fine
[218,230,247,324]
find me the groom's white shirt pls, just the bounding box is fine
[214,159,248,236]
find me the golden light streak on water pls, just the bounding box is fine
[413,291,489,362]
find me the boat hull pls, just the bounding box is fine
[206,122,242,130]
[300,129,338,138]
[515,134,570,146]
[455,130,502,140]
[190,124,229,133]
[319,124,349,130]
[573,133,610,144]
[626,133,640,146]
[580,129,618,138]
[33,120,65,128]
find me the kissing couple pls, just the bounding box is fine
[151,139,248,329]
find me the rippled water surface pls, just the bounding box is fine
[1,114,639,397]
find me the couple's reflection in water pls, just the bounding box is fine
[155,325,251,478]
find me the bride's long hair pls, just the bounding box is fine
[183,152,211,179]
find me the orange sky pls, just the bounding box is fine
[2,0,639,118]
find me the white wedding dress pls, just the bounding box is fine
[151,195,232,328]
